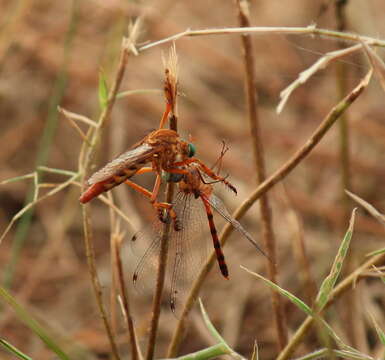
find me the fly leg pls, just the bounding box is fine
[124,176,181,231]
[171,158,237,194]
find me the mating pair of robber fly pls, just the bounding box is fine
[79,64,266,312]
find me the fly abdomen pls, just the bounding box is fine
[201,195,229,279]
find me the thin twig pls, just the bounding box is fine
[235,0,287,350]
[334,0,362,350]
[109,195,119,338]
[82,205,121,360]
[276,252,385,360]
[335,0,352,216]
[147,46,178,360]
[138,25,385,53]
[167,70,371,356]
[146,186,174,360]
[80,38,132,176]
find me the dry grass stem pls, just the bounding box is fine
[333,1,361,348]
[346,191,385,226]
[278,44,362,114]
[110,200,119,337]
[114,229,139,360]
[57,106,96,127]
[0,173,79,244]
[78,21,141,360]
[146,46,179,360]
[235,0,287,350]
[361,41,385,93]
[138,25,385,53]
[82,205,121,360]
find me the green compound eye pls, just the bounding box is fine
[187,143,196,158]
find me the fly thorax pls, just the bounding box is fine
[178,178,193,194]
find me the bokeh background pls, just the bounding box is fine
[1,1,385,359]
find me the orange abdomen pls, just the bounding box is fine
[79,181,109,203]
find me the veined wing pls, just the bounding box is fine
[169,192,209,314]
[203,193,268,259]
[88,143,159,185]
[130,191,210,316]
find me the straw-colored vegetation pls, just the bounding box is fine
[1,1,385,360]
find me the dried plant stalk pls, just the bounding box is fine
[235,0,287,350]
[114,230,139,360]
[146,45,179,360]
[333,0,363,350]
[138,25,385,53]
[79,22,141,360]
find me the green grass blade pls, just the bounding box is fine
[197,299,245,360]
[0,173,35,185]
[315,208,357,311]
[98,69,109,110]
[37,166,78,177]
[368,312,385,346]
[167,343,230,360]
[198,298,227,344]
[294,348,373,360]
[0,286,70,360]
[294,348,328,360]
[319,317,358,352]
[241,266,313,316]
[0,339,32,360]
[367,248,385,256]
[333,349,374,360]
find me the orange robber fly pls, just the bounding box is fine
[131,156,268,313]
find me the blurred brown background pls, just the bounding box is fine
[1,1,385,359]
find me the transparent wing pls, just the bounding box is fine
[130,191,210,316]
[206,193,267,258]
[130,226,161,295]
[88,143,157,184]
[169,192,209,315]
